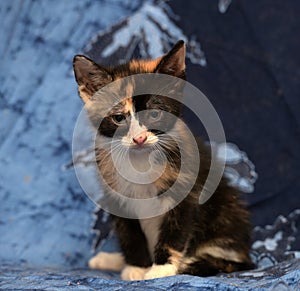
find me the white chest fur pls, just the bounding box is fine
[139,215,164,258]
[114,149,162,199]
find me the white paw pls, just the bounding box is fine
[88,252,125,272]
[121,265,150,281]
[144,264,177,280]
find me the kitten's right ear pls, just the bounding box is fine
[155,40,186,78]
[73,55,112,103]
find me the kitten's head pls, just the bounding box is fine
[73,41,186,152]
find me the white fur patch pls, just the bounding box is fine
[116,175,158,199]
[139,216,163,258]
[88,252,125,271]
[122,113,147,146]
[121,265,150,281]
[196,246,243,262]
[144,264,177,280]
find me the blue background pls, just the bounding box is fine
[0,0,299,289]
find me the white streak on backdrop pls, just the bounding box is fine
[218,0,232,14]
[85,0,207,66]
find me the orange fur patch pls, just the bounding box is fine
[129,57,162,73]
[168,248,184,268]
[123,98,133,114]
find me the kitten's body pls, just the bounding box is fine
[73,41,254,280]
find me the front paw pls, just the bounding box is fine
[144,264,177,280]
[88,252,125,271]
[121,265,150,281]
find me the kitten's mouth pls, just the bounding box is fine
[130,143,152,152]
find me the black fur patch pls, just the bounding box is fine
[73,40,254,277]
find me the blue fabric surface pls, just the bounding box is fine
[1,259,300,290]
[1,0,300,290]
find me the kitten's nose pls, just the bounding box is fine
[133,132,147,145]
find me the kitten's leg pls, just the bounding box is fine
[144,208,190,280]
[180,254,254,276]
[121,265,150,281]
[88,252,149,280]
[179,241,254,276]
[89,252,125,272]
[144,247,183,280]
[144,263,178,280]
[115,217,152,280]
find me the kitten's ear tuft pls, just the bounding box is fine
[155,40,186,78]
[73,55,112,103]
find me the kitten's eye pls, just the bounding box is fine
[112,114,126,124]
[149,110,162,120]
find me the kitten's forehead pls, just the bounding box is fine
[128,58,162,73]
[123,98,134,115]
[116,79,135,114]
[108,81,134,115]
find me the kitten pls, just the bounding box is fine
[73,40,254,280]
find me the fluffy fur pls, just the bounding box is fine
[73,40,254,280]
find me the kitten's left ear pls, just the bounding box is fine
[155,40,186,78]
[73,55,113,103]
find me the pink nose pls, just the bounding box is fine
[133,132,147,145]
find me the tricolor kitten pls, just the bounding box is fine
[73,41,254,280]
